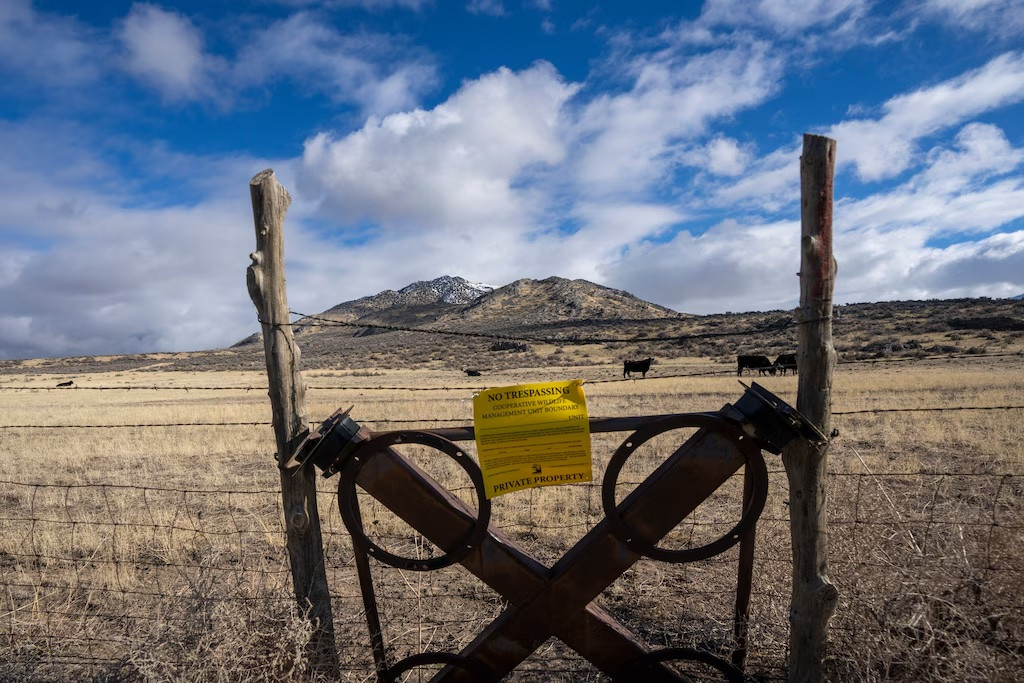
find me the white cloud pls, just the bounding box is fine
[921,0,1024,38]
[0,118,277,359]
[699,0,870,34]
[703,136,752,176]
[829,51,1024,181]
[599,218,799,314]
[828,125,1024,302]
[299,62,578,229]
[0,194,261,359]
[573,41,782,196]
[117,3,218,102]
[268,0,433,8]
[0,0,104,89]
[234,12,437,115]
[466,0,506,17]
[709,142,801,210]
[602,119,1024,314]
[840,123,1024,237]
[916,122,1024,193]
[710,53,1024,210]
[910,231,1024,297]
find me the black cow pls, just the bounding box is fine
[464,369,482,377]
[774,353,797,376]
[623,358,653,378]
[737,355,774,376]
[56,380,74,387]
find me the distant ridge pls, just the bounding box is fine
[233,275,684,348]
[9,294,1024,374]
[309,275,682,330]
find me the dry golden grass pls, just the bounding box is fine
[1,354,1022,681]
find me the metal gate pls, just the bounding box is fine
[290,383,825,682]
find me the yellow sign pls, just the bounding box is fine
[473,380,592,499]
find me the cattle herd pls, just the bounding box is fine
[737,353,797,376]
[465,354,795,381]
[619,354,799,379]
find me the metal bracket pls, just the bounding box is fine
[285,406,362,476]
[731,382,828,453]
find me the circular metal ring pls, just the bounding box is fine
[382,652,495,682]
[338,430,492,571]
[617,647,746,682]
[601,414,768,564]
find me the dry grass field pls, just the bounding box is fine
[1,353,1022,681]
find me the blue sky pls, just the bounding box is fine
[1,0,1023,360]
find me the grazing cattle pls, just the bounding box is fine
[56,380,74,387]
[737,355,774,376]
[623,358,654,378]
[464,369,482,377]
[774,353,797,376]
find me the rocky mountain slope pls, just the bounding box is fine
[281,275,685,337]
[322,276,496,322]
[452,277,680,325]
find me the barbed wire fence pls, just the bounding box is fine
[1,362,1022,681]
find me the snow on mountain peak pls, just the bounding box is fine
[399,275,496,304]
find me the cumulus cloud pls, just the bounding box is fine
[916,122,1024,194]
[0,194,260,359]
[0,118,274,359]
[909,232,1024,297]
[599,218,799,314]
[709,53,1024,211]
[600,119,1024,314]
[828,125,1024,303]
[117,4,219,101]
[299,62,578,229]
[829,51,1024,181]
[703,136,752,176]
[840,123,1024,237]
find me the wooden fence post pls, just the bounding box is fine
[784,134,840,682]
[247,168,339,676]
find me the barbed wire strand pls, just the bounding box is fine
[1,403,1022,430]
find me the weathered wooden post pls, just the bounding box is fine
[784,134,840,682]
[247,168,339,676]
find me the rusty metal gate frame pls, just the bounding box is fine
[291,383,825,682]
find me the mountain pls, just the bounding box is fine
[230,275,688,365]
[452,277,681,325]
[324,276,494,320]
[299,275,683,332]
[320,276,494,323]
[400,276,496,304]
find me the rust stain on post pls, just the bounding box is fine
[786,135,840,683]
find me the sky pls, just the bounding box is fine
[1,0,1023,360]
